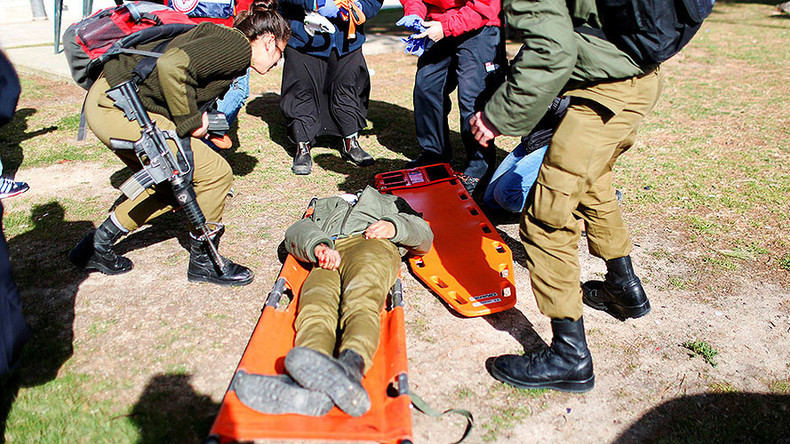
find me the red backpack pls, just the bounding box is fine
[63,1,196,90]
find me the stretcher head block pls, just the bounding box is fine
[376,164,517,317]
[207,256,412,443]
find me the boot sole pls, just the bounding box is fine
[68,250,133,275]
[285,347,371,417]
[340,152,375,167]
[85,261,134,275]
[582,282,651,321]
[292,166,312,175]
[490,365,595,394]
[232,370,333,416]
[187,272,254,287]
[582,293,651,321]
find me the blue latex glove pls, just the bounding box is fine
[316,0,340,18]
[396,14,426,33]
[401,35,426,56]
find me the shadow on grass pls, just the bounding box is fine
[0,108,56,178]
[613,392,790,443]
[0,201,195,440]
[484,308,546,352]
[0,202,93,440]
[129,373,219,444]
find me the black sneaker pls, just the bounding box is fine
[341,136,374,167]
[292,142,312,175]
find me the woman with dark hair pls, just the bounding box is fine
[68,0,291,287]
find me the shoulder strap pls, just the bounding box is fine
[410,390,474,443]
[129,39,172,85]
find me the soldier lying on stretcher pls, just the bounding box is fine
[233,186,433,416]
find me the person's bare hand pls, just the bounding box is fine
[364,220,396,239]
[191,112,209,138]
[314,244,341,270]
[415,21,444,42]
[469,111,500,146]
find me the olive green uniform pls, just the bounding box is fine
[86,23,250,234]
[483,0,663,320]
[285,187,433,370]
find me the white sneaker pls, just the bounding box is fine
[0,177,29,199]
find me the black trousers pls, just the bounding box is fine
[280,47,370,144]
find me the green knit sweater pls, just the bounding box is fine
[103,22,251,137]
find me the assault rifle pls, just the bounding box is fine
[107,80,226,272]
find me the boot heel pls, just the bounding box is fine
[553,375,595,393]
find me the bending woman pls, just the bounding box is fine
[68,0,291,287]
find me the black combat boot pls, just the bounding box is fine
[232,370,334,416]
[68,218,133,275]
[285,347,371,417]
[582,255,651,320]
[340,136,374,167]
[292,141,313,175]
[490,317,594,393]
[187,228,254,287]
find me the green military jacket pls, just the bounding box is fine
[484,0,646,136]
[103,22,251,137]
[284,186,434,264]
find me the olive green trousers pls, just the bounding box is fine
[521,69,664,320]
[294,236,401,371]
[85,77,232,235]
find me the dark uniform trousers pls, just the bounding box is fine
[279,47,371,143]
[85,77,233,235]
[414,26,502,178]
[294,236,401,372]
[521,68,664,320]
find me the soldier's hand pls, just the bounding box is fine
[365,220,396,239]
[191,112,209,138]
[470,111,500,146]
[314,244,341,270]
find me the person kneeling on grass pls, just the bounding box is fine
[233,186,433,416]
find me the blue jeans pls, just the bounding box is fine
[483,143,548,213]
[216,69,250,126]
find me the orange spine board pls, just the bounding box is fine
[376,163,517,317]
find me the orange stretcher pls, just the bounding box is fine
[375,163,517,317]
[205,254,413,444]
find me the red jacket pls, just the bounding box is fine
[400,0,500,38]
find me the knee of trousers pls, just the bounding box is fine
[527,165,584,230]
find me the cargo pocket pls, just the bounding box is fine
[527,166,582,229]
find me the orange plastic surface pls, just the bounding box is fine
[376,163,517,317]
[207,255,412,443]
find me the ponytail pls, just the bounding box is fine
[234,0,291,43]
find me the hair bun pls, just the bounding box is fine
[250,0,278,13]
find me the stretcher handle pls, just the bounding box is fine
[388,278,403,309]
[265,277,287,309]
